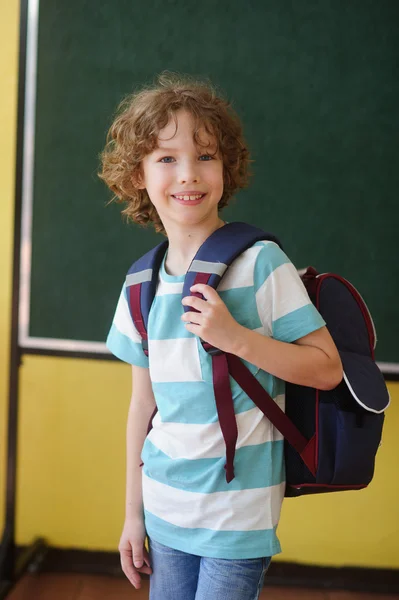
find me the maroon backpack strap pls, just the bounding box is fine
[210,352,317,482]
[211,353,238,483]
[127,282,149,356]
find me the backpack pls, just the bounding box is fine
[126,222,390,497]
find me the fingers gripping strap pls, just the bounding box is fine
[190,272,224,354]
[191,272,212,304]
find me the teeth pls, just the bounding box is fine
[174,194,204,201]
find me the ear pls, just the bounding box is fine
[131,171,146,190]
[135,180,146,190]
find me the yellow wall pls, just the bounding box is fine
[0,0,20,538]
[1,0,398,569]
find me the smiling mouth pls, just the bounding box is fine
[171,193,206,201]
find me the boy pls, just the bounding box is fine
[99,71,342,599]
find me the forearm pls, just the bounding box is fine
[125,401,155,521]
[232,326,342,390]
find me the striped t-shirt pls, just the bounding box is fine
[106,239,325,559]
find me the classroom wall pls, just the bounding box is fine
[0,0,19,535]
[1,0,398,568]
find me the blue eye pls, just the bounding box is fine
[159,154,213,163]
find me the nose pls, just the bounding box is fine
[177,159,200,185]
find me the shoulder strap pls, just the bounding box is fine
[125,239,168,355]
[181,221,282,302]
[125,222,281,354]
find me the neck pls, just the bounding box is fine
[164,216,226,276]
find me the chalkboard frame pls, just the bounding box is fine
[18,0,108,357]
[15,0,398,377]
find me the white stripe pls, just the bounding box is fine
[157,277,184,296]
[113,287,142,343]
[255,262,311,332]
[252,326,265,336]
[148,398,285,459]
[142,471,285,531]
[149,338,202,382]
[217,245,264,291]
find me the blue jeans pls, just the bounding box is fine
[148,537,271,600]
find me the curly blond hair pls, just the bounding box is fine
[98,71,253,236]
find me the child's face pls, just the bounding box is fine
[137,109,224,233]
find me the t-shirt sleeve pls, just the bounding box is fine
[253,241,326,343]
[106,282,149,367]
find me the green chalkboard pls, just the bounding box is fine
[26,0,398,366]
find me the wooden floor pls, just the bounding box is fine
[6,573,399,600]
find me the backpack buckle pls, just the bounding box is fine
[141,339,149,353]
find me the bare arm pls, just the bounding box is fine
[232,325,343,390]
[125,365,156,521]
[181,283,342,391]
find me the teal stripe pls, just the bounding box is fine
[147,295,191,340]
[272,303,326,343]
[152,381,217,423]
[141,439,285,492]
[273,377,285,398]
[253,241,290,293]
[144,511,282,559]
[106,323,149,367]
[152,372,276,423]
[219,287,262,330]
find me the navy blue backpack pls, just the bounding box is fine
[126,222,390,497]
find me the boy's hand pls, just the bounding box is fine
[119,517,152,590]
[181,283,243,354]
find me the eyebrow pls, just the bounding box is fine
[155,144,218,153]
